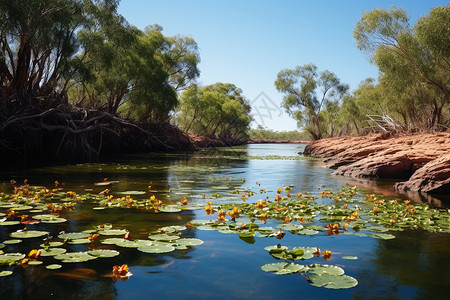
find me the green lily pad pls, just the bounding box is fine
[99,229,128,236]
[0,221,21,226]
[27,260,43,266]
[261,262,306,275]
[276,224,304,231]
[137,244,175,254]
[3,239,22,245]
[13,205,33,211]
[0,243,4,249]
[10,230,48,239]
[342,256,358,260]
[39,248,67,257]
[101,238,126,245]
[158,206,182,213]
[0,253,25,261]
[40,241,64,248]
[297,229,319,235]
[68,238,91,244]
[118,191,146,195]
[58,232,90,240]
[367,233,395,240]
[0,270,13,277]
[149,234,180,242]
[175,238,204,246]
[308,273,358,289]
[114,239,152,248]
[308,264,345,276]
[87,249,120,258]
[54,252,97,263]
[158,226,186,233]
[46,264,62,270]
[264,245,288,252]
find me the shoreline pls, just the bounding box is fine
[303,132,450,199]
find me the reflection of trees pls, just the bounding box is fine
[353,230,450,299]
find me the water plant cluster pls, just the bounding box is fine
[0,180,449,290]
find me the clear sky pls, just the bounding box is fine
[118,0,447,131]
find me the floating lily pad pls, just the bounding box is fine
[27,260,43,266]
[0,253,25,261]
[158,206,182,213]
[14,205,34,211]
[46,264,62,270]
[99,229,128,236]
[158,225,186,233]
[68,239,91,244]
[261,262,306,275]
[101,238,126,245]
[10,230,48,239]
[308,273,358,289]
[115,239,152,248]
[0,243,4,249]
[276,224,304,231]
[40,248,67,257]
[137,244,175,254]
[367,233,395,240]
[342,256,358,260]
[58,232,90,240]
[308,264,345,276]
[40,241,64,248]
[118,191,146,195]
[87,249,120,258]
[297,229,319,235]
[3,239,22,245]
[0,270,13,277]
[264,245,288,252]
[0,221,21,226]
[54,252,97,263]
[175,238,203,246]
[149,234,180,242]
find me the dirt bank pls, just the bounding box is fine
[303,132,450,195]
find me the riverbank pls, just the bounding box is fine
[303,132,450,196]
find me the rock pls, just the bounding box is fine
[303,132,450,195]
[394,154,450,194]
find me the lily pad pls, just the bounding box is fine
[342,256,358,260]
[0,221,21,226]
[10,230,48,239]
[308,273,358,289]
[137,244,175,254]
[40,248,67,257]
[114,239,152,248]
[68,239,91,244]
[149,234,180,242]
[158,206,182,213]
[40,241,64,248]
[58,232,90,240]
[54,252,97,263]
[276,224,304,231]
[87,249,120,258]
[3,239,22,245]
[99,229,128,236]
[367,233,395,240]
[0,270,13,277]
[261,262,306,275]
[308,264,345,276]
[46,264,62,270]
[27,260,43,266]
[175,238,204,246]
[297,229,319,235]
[118,191,146,195]
[0,253,25,261]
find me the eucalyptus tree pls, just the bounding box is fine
[177,83,251,140]
[353,5,449,129]
[0,0,86,112]
[275,64,349,139]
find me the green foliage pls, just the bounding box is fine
[176,83,252,141]
[353,5,450,131]
[275,64,349,140]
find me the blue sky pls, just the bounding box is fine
[118,0,447,131]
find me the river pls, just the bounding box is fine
[0,144,448,299]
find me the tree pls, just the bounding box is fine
[177,83,252,140]
[275,64,349,139]
[0,0,85,113]
[353,5,449,130]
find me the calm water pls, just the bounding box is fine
[0,144,449,299]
